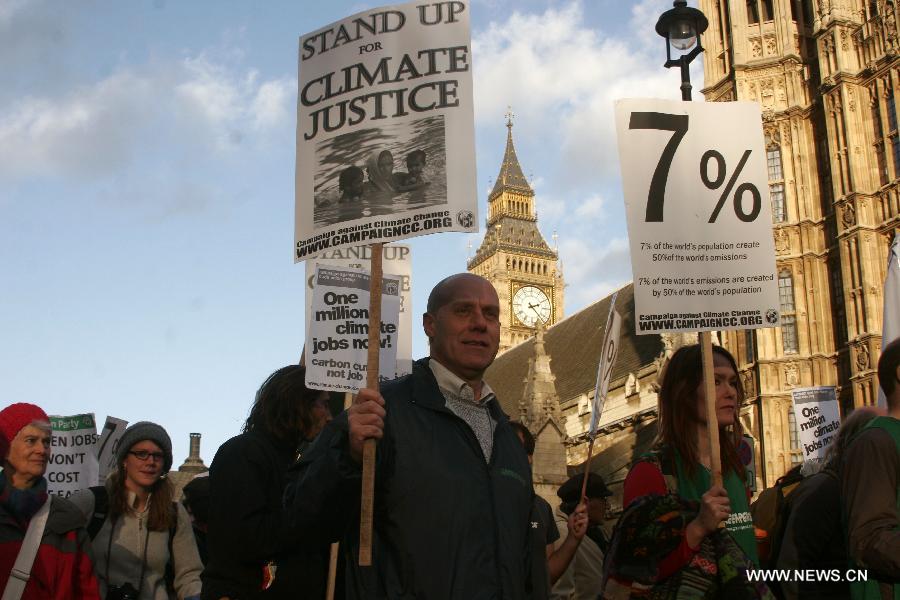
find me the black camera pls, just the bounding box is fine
[107,582,140,600]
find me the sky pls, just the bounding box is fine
[0,0,703,466]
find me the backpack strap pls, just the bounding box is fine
[87,486,109,540]
[1,497,51,600]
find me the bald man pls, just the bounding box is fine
[286,273,545,599]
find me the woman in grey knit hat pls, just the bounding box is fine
[70,421,203,600]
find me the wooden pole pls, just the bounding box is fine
[699,331,723,487]
[325,391,355,600]
[359,242,383,566]
[325,543,339,600]
[579,437,596,501]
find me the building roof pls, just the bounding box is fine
[485,283,664,416]
[490,119,533,199]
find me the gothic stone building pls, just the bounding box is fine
[700,0,899,483]
[480,0,899,500]
[485,286,673,513]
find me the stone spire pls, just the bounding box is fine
[519,322,563,431]
[490,109,533,200]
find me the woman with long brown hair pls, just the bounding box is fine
[602,344,770,599]
[71,422,203,599]
[201,365,334,600]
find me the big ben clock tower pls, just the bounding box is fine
[467,112,564,353]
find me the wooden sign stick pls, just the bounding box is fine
[579,437,596,502]
[359,242,383,566]
[325,390,355,600]
[700,331,723,487]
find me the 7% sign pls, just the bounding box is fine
[615,99,780,335]
[615,99,780,486]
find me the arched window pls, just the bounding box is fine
[767,143,786,223]
[747,0,775,24]
[779,269,799,353]
[886,88,900,179]
[747,0,760,23]
[872,87,889,185]
[787,410,803,464]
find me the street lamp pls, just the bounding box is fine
[656,0,709,101]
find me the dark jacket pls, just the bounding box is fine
[842,421,900,599]
[202,430,329,600]
[285,358,542,600]
[776,465,848,599]
[0,493,100,600]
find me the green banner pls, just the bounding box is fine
[50,413,96,432]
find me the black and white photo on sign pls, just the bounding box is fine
[313,115,448,229]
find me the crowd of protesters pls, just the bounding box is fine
[0,273,897,599]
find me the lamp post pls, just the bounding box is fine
[655,0,709,101]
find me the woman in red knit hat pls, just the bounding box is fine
[0,402,100,599]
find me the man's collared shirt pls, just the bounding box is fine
[429,358,497,462]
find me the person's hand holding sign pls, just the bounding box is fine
[686,485,731,548]
[348,388,385,463]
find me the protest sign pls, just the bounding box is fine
[581,293,623,499]
[588,292,622,438]
[791,386,841,460]
[96,416,128,482]
[306,244,412,377]
[739,434,758,493]
[294,0,478,260]
[306,265,402,392]
[48,413,99,497]
[615,99,780,335]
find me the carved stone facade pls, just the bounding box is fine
[517,323,569,508]
[701,0,900,485]
[467,117,564,353]
[485,286,671,513]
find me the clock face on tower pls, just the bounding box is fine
[512,285,552,327]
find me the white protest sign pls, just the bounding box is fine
[615,99,780,335]
[306,265,402,392]
[791,386,841,460]
[294,1,478,261]
[306,245,412,378]
[95,416,128,482]
[589,292,622,437]
[738,434,758,493]
[48,414,99,497]
[878,232,900,408]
